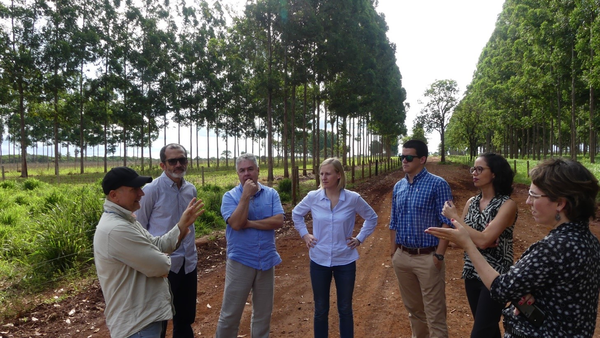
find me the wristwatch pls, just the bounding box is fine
[433,253,444,261]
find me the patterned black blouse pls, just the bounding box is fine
[463,194,515,280]
[490,221,600,337]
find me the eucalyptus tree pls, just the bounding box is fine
[446,97,485,159]
[2,0,44,177]
[71,0,100,173]
[38,0,84,175]
[416,79,458,162]
[573,0,600,162]
[93,0,123,171]
[364,8,406,157]
[126,0,175,170]
[238,0,286,182]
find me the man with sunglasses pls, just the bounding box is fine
[389,139,453,338]
[135,143,198,338]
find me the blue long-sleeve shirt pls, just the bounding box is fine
[292,188,378,267]
[389,167,452,248]
[135,172,198,274]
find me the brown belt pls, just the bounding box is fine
[397,245,437,255]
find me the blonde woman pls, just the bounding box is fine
[292,158,378,338]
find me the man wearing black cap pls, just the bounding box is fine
[94,166,204,338]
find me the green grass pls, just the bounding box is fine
[447,154,600,186]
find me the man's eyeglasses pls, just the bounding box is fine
[166,157,188,166]
[400,155,420,162]
[528,190,548,199]
[469,166,489,175]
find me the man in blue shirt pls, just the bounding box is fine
[216,153,284,338]
[389,140,453,338]
[135,143,198,338]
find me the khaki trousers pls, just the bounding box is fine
[215,260,275,338]
[392,248,448,338]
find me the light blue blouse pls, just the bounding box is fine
[292,188,378,267]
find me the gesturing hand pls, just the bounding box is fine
[425,218,472,249]
[177,198,205,230]
[442,200,459,221]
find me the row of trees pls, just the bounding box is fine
[0,0,407,179]
[445,0,600,162]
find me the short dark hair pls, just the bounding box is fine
[160,143,187,163]
[529,158,599,222]
[403,140,428,158]
[480,152,514,196]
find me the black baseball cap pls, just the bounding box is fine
[102,167,152,195]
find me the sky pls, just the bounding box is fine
[1,0,506,159]
[377,0,505,149]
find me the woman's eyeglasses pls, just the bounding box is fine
[528,190,548,199]
[400,155,420,162]
[469,166,489,175]
[166,157,188,166]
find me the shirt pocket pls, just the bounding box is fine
[250,202,273,220]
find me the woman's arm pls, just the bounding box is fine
[444,198,517,249]
[425,220,500,289]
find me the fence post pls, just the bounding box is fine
[351,164,355,184]
[292,166,299,206]
[361,160,365,179]
[201,166,205,186]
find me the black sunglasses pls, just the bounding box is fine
[400,155,420,162]
[166,157,188,166]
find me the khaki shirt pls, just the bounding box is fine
[94,199,180,337]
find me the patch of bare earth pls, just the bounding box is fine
[3,160,600,338]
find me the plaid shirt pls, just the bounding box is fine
[389,167,452,248]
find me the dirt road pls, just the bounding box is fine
[5,160,600,337]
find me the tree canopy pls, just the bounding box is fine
[446,0,600,162]
[0,0,407,178]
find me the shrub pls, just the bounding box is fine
[0,181,16,189]
[43,190,66,212]
[30,204,93,281]
[198,190,224,215]
[195,210,226,237]
[277,178,292,195]
[278,192,291,203]
[199,183,224,194]
[22,178,42,191]
[13,193,29,206]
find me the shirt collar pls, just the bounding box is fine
[405,167,429,182]
[317,188,346,201]
[103,199,137,223]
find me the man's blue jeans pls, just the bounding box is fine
[310,260,356,338]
